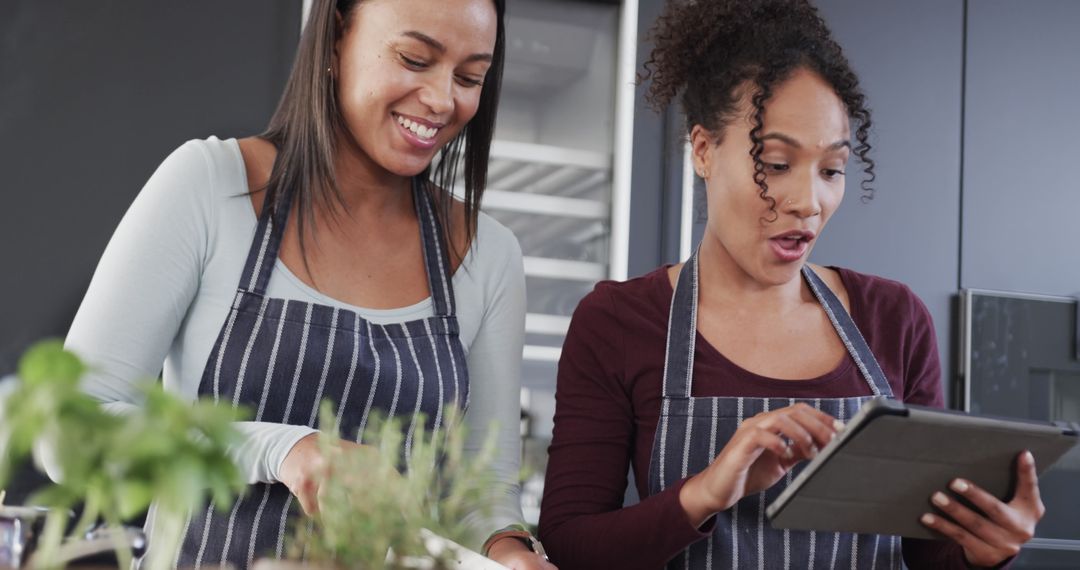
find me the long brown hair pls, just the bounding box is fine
[260,0,506,266]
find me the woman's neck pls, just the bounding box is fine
[332,134,414,221]
[696,233,810,315]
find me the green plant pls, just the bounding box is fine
[285,403,499,569]
[0,340,247,570]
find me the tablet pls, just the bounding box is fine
[765,398,1079,539]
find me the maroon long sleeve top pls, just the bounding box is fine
[538,265,976,570]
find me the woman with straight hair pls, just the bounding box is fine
[538,1,1044,568]
[60,0,554,567]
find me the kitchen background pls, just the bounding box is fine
[1,0,1078,567]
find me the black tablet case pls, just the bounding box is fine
[766,398,1079,539]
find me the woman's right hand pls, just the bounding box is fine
[679,403,840,527]
[278,433,370,515]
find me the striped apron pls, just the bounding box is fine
[647,251,901,570]
[165,178,468,569]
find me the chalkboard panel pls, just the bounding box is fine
[960,289,1080,563]
[0,0,299,505]
[0,1,299,374]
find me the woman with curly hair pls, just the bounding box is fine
[537,1,1043,568]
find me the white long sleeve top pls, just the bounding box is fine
[61,136,527,540]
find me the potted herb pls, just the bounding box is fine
[0,340,246,570]
[254,404,507,570]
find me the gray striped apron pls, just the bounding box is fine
[647,251,901,570]
[167,178,468,569]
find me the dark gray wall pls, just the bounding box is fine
[0,1,299,502]
[961,0,1080,297]
[0,1,300,376]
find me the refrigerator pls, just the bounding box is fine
[475,0,639,525]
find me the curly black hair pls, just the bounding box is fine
[641,0,875,214]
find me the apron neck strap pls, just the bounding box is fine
[236,177,457,318]
[413,178,456,317]
[660,252,894,399]
[800,265,893,397]
[238,181,295,297]
[661,251,700,399]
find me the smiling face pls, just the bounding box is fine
[333,0,497,180]
[691,67,852,288]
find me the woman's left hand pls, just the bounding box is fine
[920,450,1046,568]
[487,536,558,570]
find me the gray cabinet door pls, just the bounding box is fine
[961,0,1080,298]
[962,2,1080,566]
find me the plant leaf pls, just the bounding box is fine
[17,339,84,388]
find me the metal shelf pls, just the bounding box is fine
[523,256,606,282]
[470,141,613,363]
[525,313,572,336]
[523,345,562,362]
[482,190,607,219]
[490,140,609,171]
[473,141,611,200]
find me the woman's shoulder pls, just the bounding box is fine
[598,265,672,298]
[169,135,242,170]
[830,266,921,301]
[135,137,259,266]
[460,211,522,279]
[474,211,521,257]
[829,266,932,326]
[452,212,525,303]
[573,266,673,323]
[153,136,249,198]
[131,136,242,221]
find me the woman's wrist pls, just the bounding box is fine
[277,432,320,489]
[482,525,546,558]
[679,473,723,529]
[487,535,532,556]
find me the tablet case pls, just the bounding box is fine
[766,398,1079,539]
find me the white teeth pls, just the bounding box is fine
[396,115,439,140]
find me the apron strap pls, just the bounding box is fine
[661,251,700,399]
[659,251,895,399]
[801,265,894,398]
[235,176,457,319]
[413,178,456,317]
[238,181,294,296]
